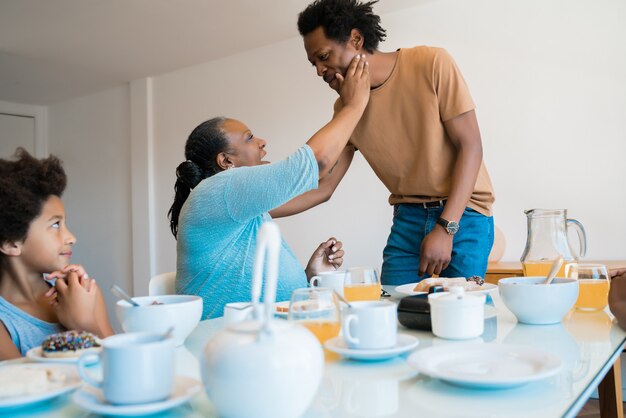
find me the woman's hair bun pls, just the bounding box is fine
[175,160,204,190]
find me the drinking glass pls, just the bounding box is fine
[566,263,610,311]
[288,288,340,344]
[343,267,381,302]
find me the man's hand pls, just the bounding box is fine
[418,228,453,277]
[305,238,344,280]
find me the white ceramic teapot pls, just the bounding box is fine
[202,222,324,418]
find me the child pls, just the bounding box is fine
[0,148,113,360]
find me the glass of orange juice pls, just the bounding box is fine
[288,288,340,344]
[343,267,381,302]
[566,263,610,311]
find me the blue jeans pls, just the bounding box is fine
[381,204,494,285]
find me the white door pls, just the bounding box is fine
[0,113,36,158]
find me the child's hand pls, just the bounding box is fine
[46,265,114,338]
[51,271,99,334]
[47,264,90,289]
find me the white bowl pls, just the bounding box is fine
[115,295,203,346]
[498,277,578,325]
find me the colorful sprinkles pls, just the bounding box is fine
[467,276,485,286]
[42,330,100,353]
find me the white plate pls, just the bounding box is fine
[324,333,419,361]
[408,343,562,389]
[0,363,81,408]
[72,375,202,416]
[26,346,101,364]
[274,301,290,318]
[395,282,497,296]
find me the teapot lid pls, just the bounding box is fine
[428,286,485,307]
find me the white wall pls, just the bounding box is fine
[47,85,132,327]
[41,0,626,316]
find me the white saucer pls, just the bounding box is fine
[72,375,203,416]
[324,333,419,361]
[0,363,81,408]
[26,346,101,364]
[408,343,562,389]
[395,282,497,296]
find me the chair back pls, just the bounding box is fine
[149,271,176,296]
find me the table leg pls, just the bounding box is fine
[599,356,624,418]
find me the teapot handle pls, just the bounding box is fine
[251,222,281,331]
[566,218,587,259]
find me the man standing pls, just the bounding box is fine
[297,0,495,285]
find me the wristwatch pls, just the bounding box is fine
[437,217,459,235]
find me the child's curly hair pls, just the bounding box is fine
[0,148,67,247]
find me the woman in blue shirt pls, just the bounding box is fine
[169,55,370,319]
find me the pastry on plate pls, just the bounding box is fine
[0,366,65,398]
[41,330,101,358]
[413,276,485,293]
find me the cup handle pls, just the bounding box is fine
[77,352,103,388]
[310,276,320,287]
[343,314,359,345]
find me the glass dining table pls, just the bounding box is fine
[3,290,626,418]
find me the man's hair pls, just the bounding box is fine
[0,148,67,245]
[297,0,386,53]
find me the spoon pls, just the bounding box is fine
[333,290,352,308]
[544,256,564,285]
[110,284,140,307]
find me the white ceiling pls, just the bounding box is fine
[0,0,418,105]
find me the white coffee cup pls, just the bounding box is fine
[77,332,175,405]
[310,270,345,297]
[342,301,398,350]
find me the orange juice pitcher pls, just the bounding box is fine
[520,209,587,277]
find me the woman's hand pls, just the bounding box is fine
[337,54,370,112]
[305,238,344,280]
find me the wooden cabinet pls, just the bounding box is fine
[486,260,626,285]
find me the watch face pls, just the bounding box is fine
[447,221,459,235]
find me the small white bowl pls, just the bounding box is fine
[115,295,203,346]
[498,277,578,325]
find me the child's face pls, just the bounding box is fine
[19,195,76,274]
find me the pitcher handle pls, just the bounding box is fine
[566,218,587,259]
[251,222,281,333]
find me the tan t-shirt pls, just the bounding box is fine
[334,46,495,216]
